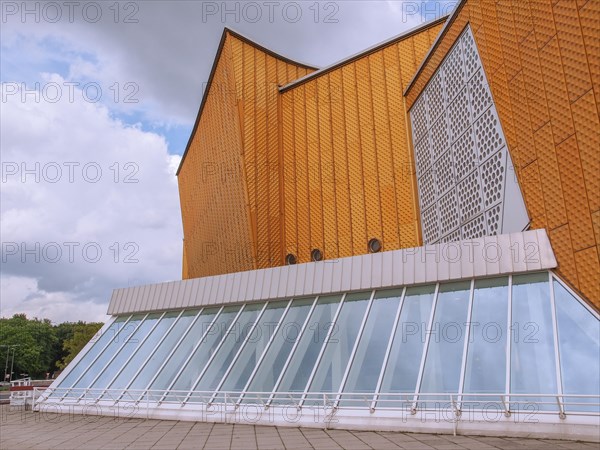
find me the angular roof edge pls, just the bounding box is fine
[107,229,557,315]
[279,14,449,93]
[176,27,318,176]
[403,0,466,98]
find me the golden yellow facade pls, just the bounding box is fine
[179,4,598,307]
[279,21,443,262]
[405,0,600,307]
[179,22,443,278]
[178,30,313,278]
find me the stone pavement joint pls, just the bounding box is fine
[0,405,596,449]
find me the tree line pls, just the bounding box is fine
[0,314,103,381]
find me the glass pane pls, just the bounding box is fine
[128,310,197,397]
[274,295,342,403]
[193,303,263,394]
[378,286,435,408]
[157,308,220,403]
[72,315,145,392]
[107,311,180,397]
[243,298,314,402]
[90,313,162,393]
[149,309,213,395]
[419,281,470,408]
[511,273,557,411]
[169,306,239,402]
[341,289,401,407]
[219,301,288,395]
[462,278,508,408]
[56,316,128,393]
[554,280,600,412]
[307,292,371,403]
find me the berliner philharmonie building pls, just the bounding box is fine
[37,0,599,441]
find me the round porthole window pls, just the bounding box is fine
[285,253,297,265]
[368,238,382,253]
[311,248,323,262]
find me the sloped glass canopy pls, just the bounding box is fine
[47,272,599,414]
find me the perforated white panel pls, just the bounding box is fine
[410,26,527,244]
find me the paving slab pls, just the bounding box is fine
[0,405,595,449]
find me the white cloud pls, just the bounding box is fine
[0,1,457,323]
[1,77,182,322]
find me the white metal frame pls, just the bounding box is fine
[371,287,407,411]
[47,270,599,428]
[299,293,347,407]
[60,315,134,400]
[208,302,270,404]
[158,305,224,404]
[119,309,186,402]
[412,283,440,411]
[100,311,167,400]
[138,309,203,401]
[267,296,320,406]
[236,299,294,405]
[183,305,246,405]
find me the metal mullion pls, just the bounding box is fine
[140,308,203,401]
[457,279,475,410]
[209,302,270,404]
[53,317,116,389]
[238,299,294,405]
[183,304,247,405]
[101,311,167,399]
[300,293,347,407]
[63,314,134,399]
[158,306,223,403]
[371,287,406,410]
[548,272,565,417]
[267,296,320,406]
[412,283,440,410]
[334,290,376,408]
[86,313,149,394]
[505,274,513,414]
[120,309,185,400]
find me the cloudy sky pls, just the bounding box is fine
[1,0,455,323]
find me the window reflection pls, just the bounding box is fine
[462,278,508,408]
[378,285,435,408]
[511,273,557,411]
[419,281,470,408]
[554,280,600,412]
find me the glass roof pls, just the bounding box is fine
[48,272,599,414]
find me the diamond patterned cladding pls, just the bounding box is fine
[452,128,478,181]
[485,203,503,237]
[419,168,437,211]
[440,228,461,243]
[438,188,460,237]
[481,147,507,209]
[474,107,505,162]
[443,41,466,101]
[462,213,487,240]
[458,170,484,223]
[426,72,446,125]
[412,95,429,143]
[448,87,471,142]
[410,25,512,244]
[422,205,440,244]
[434,149,456,197]
[468,68,493,120]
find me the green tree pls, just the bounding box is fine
[0,314,56,379]
[57,322,103,370]
[0,315,104,379]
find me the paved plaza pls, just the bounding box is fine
[0,405,596,449]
